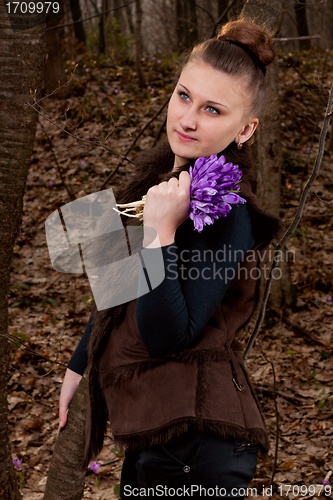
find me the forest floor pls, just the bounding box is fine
[7,48,333,499]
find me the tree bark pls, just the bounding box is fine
[241,0,295,310]
[0,3,45,499]
[43,370,89,500]
[135,0,146,87]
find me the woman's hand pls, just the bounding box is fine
[58,368,82,434]
[143,171,191,247]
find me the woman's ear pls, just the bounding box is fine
[235,118,259,146]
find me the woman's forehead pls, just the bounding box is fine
[178,60,249,106]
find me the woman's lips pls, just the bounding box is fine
[176,131,197,142]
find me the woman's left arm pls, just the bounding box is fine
[136,202,255,358]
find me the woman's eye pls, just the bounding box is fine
[206,106,219,115]
[178,91,190,102]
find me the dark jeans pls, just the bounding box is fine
[120,427,258,499]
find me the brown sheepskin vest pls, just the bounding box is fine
[83,140,281,465]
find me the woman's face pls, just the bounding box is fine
[166,60,258,170]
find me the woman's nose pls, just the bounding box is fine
[179,108,197,131]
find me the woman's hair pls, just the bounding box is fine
[186,19,275,116]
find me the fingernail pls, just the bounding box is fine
[59,421,63,427]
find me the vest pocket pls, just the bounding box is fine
[233,439,259,453]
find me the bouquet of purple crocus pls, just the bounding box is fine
[114,153,246,233]
[189,153,246,232]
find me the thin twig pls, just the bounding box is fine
[243,84,333,364]
[26,102,135,165]
[153,115,167,147]
[194,3,215,25]
[46,0,136,31]
[260,341,279,491]
[313,191,333,205]
[210,0,238,38]
[39,121,76,201]
[3,334,67,367]
[99,96,171,190]
[273,34,321,42]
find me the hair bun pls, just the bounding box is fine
[217,20,274,68]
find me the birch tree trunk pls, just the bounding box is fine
[0,3,45,498]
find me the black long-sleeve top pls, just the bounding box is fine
[67,204,254,375]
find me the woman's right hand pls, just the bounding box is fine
[58,368,83,434]
[143,171,191,248]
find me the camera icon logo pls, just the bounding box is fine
[45,188,165,311]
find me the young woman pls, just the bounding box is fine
[59,19,281,499]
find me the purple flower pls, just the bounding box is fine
[141,57,145,61]
[85,68,89,73]
[151,56,156,61]
[48,181,54,187]
[322,479,329,486]
[157,60,161,64]
[327,296,332,302]
[114,89,119,94]
[80,160,86,167]
[13,458,23,470]
[189,154,246,232]
[151,88,155,93]
[147,86,151,90]
[90,462,101,475]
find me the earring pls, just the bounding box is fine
[237,140,243,150]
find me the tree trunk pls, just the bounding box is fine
[69,0,86,49]
[241,0,295,310]
[294,0,311,51]
[135,0,146,87]
[175,0,186,52]
[44,7,70,99]
[187,0,198,46]
[0,3,45,499]
[217,0,230,20]
[125,0,135,34]
[99,8,106,53]
[43,370,89,500]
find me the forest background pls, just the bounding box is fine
[1,0,333,499]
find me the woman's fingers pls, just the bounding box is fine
[178,170,191,192]
[58,368,82,434]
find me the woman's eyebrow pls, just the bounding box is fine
[178,83,228,108]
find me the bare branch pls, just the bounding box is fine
[243,84,333,364]
[99,96,171,190]
[46,0,136,31]
[39,121,76,201]
[3,334,67,367]
[273,34,321,42]
[210,0,238,38]
[26,102,135,165]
